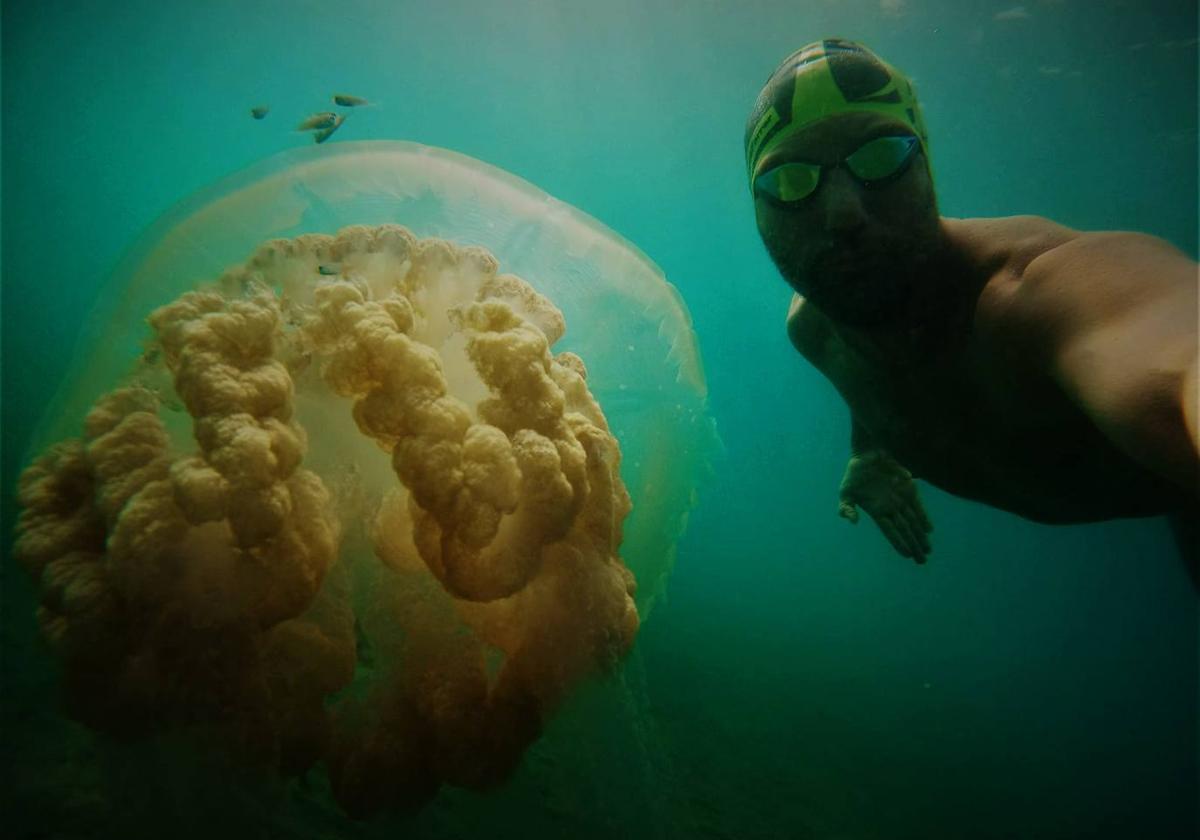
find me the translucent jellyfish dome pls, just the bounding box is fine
[15,141,715,817]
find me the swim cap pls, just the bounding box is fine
[745,38,930,192]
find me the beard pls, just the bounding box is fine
[763,216,940,328]
[766,228,937,328]
[781,254,915,326]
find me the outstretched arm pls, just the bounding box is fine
[1015,232,1199,496]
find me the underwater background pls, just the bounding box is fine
[2,0,1196,837]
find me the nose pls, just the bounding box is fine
[819,167,868,236]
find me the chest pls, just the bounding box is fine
[806,317,1072,489]
[789,299,1181,520]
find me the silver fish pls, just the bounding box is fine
[250,105,269,120]
[313,114,345,144]
[297,111,338,131]
[332,93,370,107]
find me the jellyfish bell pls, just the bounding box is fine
[17,140,716,814]
[37,140,713,611]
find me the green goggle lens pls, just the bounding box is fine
[845,135,919,181]
[754,162,821,202]
[754,135,919,203]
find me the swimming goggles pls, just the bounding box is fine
[753,134,919,204]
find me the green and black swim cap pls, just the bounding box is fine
[745,38,930,193]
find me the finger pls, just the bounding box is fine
[904,518,930,563]
[889,511,924,562]
[908,530,928,564]
[914,525,932,557]
[893,485,932,542]
[914,494,933,532]
[877,514,913,558]
[895,481,933,532]
[888,509,927,564]
[897,500,933,555]
[838,501,860,524]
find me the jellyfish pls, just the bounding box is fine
[11,141,716,818]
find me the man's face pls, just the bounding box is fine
[753,111,940,326]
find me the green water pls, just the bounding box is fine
[2,1,1196,838]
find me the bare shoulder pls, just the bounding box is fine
[1012,229,1196,333]
[1023,230,1194,294]
[946,214,1081,277]
[959,216,1193,340]
[969,224,1198,425]
[786,292,832,364]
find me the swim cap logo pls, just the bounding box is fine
[745,39,932,192]
[746,107,781,182]
[822,38,901,104]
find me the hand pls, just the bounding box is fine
[838,450,933,563]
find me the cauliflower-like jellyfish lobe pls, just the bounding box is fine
[15,141,715,817]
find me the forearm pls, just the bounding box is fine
[1063,347,1200,498]
[1026,231,1199,497]
[850,416,875,457]
[850,417,904,468]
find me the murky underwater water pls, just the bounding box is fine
[2,1,1196,838]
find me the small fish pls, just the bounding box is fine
[313,114,345,144]
[318,263,340,275]
[297,111,338,131]
[250,105,270,120]
[332,93,370,107]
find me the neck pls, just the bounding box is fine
[828,221,985,366]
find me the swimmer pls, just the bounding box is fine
[746,39,1198,572]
